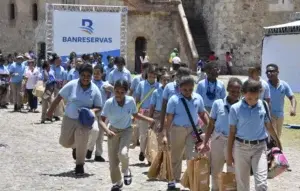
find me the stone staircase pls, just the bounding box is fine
[186,18,211,60]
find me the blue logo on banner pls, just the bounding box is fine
[80,19,94,34]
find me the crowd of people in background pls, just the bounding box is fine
[0,49,297,191]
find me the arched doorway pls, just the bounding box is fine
[135,37,147,73]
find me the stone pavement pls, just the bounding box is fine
[0,77,300,190]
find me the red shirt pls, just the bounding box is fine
[208,55,216,61]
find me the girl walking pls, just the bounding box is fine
[200,77,243,190]
[227,79,282,191]
[135,65,160,164]
[24,59,40,112]
[101,79,155,191]
[162,76,209,190]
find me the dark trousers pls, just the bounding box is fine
[26,89,38,109]
[226,64,232,75]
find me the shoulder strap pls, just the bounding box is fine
[137,87,155,110]
[180,97,203,143]
[262,100,271,122]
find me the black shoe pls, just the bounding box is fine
[86,150,93,159]
[53,116,60,121]
[111,183,123,191]
[0,105,8,109]
[75,164,84,176]
[139,152,145,162]
[124,169,132,185]
[167,182,176,190]
[46,118,53,122]
[41,120,45,124]
[94,155,105,162]
[72,149,76,160]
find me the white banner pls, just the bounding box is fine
[52,10,121,63]
[262,34,300,93]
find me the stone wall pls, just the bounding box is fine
[126,12,178,71]
[194,0,300,74]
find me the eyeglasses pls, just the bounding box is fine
[266,70,277,74]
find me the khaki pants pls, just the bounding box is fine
[271,115,284,139]
[41,96,52,120]
[153,111,170,149]
[210,134,228,191]
[138,110,149,154]
[234,140,268,191]
[53,87,64,117]
[59,116,90,165]
[11,82,22,107]
[108,125,133,183]
[87,119,105,156]
[170,126,197,180]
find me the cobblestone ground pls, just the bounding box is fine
[0,76,299,191]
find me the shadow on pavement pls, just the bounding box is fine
[40,170,95,179]
[129,163,149,167]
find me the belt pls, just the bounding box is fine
[235,137,267,145]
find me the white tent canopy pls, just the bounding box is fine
[264,20,300,35]
[262,21,300,93]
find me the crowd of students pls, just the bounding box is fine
[0,51,297,191]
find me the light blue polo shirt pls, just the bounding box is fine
[51,65,67,81]
[210,98,233,136]
[101,96,138,129]
[166,92,205,127]
[268,80,294,118]
[59,79,103,119]
[150,87,164,112]
[162,81,180,100]
[67,68,79,81]
[9,62,26,83]
[196,79,226,108]
[104,65,116,81]
[108,67,131,85]
[93,79,110,104]
[130,75,144,97]
[135,80,160,109]
[229,99,269,141]
[260,79,270,100]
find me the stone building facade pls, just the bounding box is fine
[186,0,300,73]
[0,0,300,73]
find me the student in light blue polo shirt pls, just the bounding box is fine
[46,64,105,176]
[227,79,281,191]
[266,63,297,139]
[104,56,116,81]
[86,64,114,162]
[200,77,242,191]
[162,76,209,190]
[108,56,131,86]
[134,64,160,164]
[49,53,67,121]
[159,67,191,133]
[0,55,10,108]
[9,54,26,111]
[246,66,271,103]
[67,58,83,82]
[101,79,155,191]
[129,63,149,96]
[196,61,226,112]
